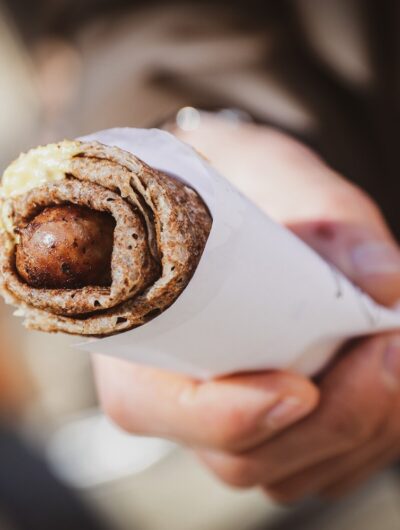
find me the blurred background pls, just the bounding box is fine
[0,1,399,529]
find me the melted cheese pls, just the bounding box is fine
[1,141,81,199]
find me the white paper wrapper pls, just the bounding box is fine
[76,128,400,379]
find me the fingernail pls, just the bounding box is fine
[351,242,400,276]
[382,339,400,391]
[265,396,311,430]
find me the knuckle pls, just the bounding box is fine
[179,384,256,451]
[328,405,371,446]
[212,457,259,489]
[207,407,255,451]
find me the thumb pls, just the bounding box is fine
[290,215,400,308]
[93,354,318,451]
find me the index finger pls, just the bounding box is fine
[93,353,318,451]
[199,333,397,486]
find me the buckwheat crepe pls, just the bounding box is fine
[0,140,212,336]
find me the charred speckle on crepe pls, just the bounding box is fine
[15,204,115,289]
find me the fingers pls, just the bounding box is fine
[291,218,400,307]
[197,334,399,488]
[93,353,318,451]
[265,427,396,502]
[282,141,400,307]
[321,444,399,498]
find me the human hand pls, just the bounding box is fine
[94,114,400,501]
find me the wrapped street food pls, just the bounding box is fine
[1,128,399,378]
[0,136,212,336]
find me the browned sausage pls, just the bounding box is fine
[15,204,115,289]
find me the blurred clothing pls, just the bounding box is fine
[0,425,111,530]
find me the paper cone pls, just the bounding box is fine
[76,128,400,379]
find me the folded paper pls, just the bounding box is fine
[77,128,400,379]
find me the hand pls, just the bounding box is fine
[94,114,400,501]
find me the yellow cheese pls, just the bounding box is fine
[1,141,81,199]
[0,140,81,233]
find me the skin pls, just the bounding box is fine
[93,115,400,502]
[16,204,115,289]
